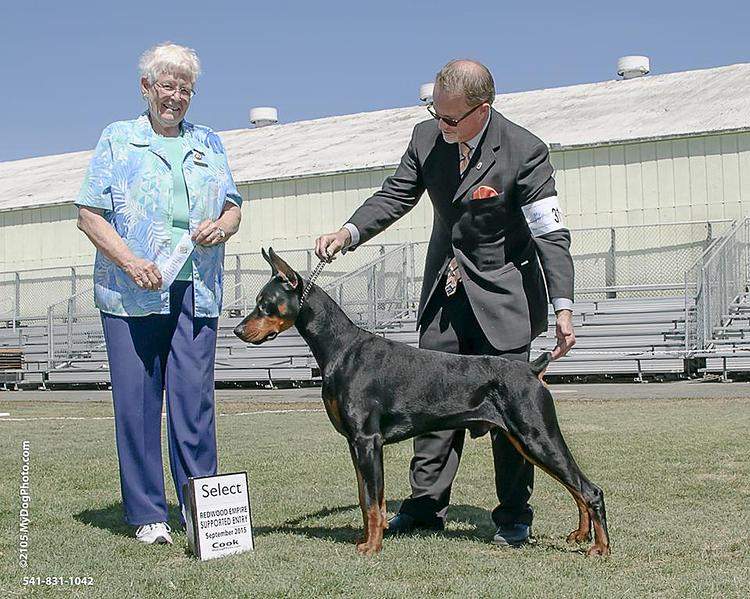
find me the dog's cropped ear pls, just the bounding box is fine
[268,247,301,290]
[261,248,277,275]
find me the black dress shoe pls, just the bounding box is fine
[385,513,444,536]
[492,523,531,546]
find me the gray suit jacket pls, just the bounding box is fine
[347,109,574,350]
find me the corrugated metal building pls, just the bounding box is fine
[1,62,749,273]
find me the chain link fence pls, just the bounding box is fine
[688,218,750,349]
[0,220,734,324]
[45,289,102,369]
[323,244,416,327]
[0,265,94,323]
[220,243,422,318]
[570,221,732,298]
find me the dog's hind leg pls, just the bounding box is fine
[503,386,610,556]
[567,492,592,544]
[349,435,386,556]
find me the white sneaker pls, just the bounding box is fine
[135,522,173,545]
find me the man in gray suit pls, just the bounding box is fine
[314,59,575,545]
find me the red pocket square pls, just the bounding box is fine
[472,186,498,200]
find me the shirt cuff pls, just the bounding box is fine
[552,298,574,313]
[341,223,360,254]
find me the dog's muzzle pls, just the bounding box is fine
[233,323,278,344]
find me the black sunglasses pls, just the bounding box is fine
[427,103,484,127]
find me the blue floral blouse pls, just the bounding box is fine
[76,113,242,317]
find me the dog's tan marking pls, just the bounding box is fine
[240,314,294,341]
[324,397,345,435]
[588,519,610,556]
[356,505,384,556]
[537,368,549,387]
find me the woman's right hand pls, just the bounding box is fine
[124,258,163,290]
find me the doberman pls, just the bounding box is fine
[233,248,610,557]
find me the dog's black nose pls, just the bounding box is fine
[233,324,245,338]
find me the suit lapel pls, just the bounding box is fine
[452,110,502,205]
[427,133,461,201]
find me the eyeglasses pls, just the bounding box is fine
[153,81,195,100]
[427,102,484,127]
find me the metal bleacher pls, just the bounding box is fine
[699,290,750,378]
[689,218,750,379]
[2,218,749,388]
[330,295,690,381]
[3,293,693,388]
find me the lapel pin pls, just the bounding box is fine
[194,150,205,162]
[476,161,483,170]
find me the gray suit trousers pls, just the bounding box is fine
[397,283,535,527]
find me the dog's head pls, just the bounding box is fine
[233,248,303,344]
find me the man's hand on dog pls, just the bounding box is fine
[552,309,576,359]
[315,228,351,262]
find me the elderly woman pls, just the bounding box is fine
[76,42,242,545]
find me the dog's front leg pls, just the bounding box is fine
[350,435,386,556]
[348,443,368,543]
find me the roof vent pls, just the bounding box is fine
[617,56,650,79]
[419,82,434,104]
[249,106,278,127]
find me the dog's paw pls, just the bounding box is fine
[566,528,591,544]
[356,541,382,556]
[586,544,610,557]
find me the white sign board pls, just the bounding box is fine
[184,472,254,560]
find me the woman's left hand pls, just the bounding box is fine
[192,219,227,246]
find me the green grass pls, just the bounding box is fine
[1,395,749,598]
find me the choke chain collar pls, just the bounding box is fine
[300,260,327,307]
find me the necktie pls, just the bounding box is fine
[459,141,471,174]
[445,257,460,296]
[446,142,472,296]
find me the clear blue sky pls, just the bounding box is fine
[1,0,747,162]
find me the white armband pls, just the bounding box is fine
[521,195,565,237]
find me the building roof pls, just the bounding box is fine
[2,62,749,213]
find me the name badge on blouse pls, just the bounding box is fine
[158,231,195,290]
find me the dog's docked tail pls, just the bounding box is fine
[529,352,552,384]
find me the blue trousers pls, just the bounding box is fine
[101,281,218,526]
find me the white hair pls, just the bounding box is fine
[138,42,201,85]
